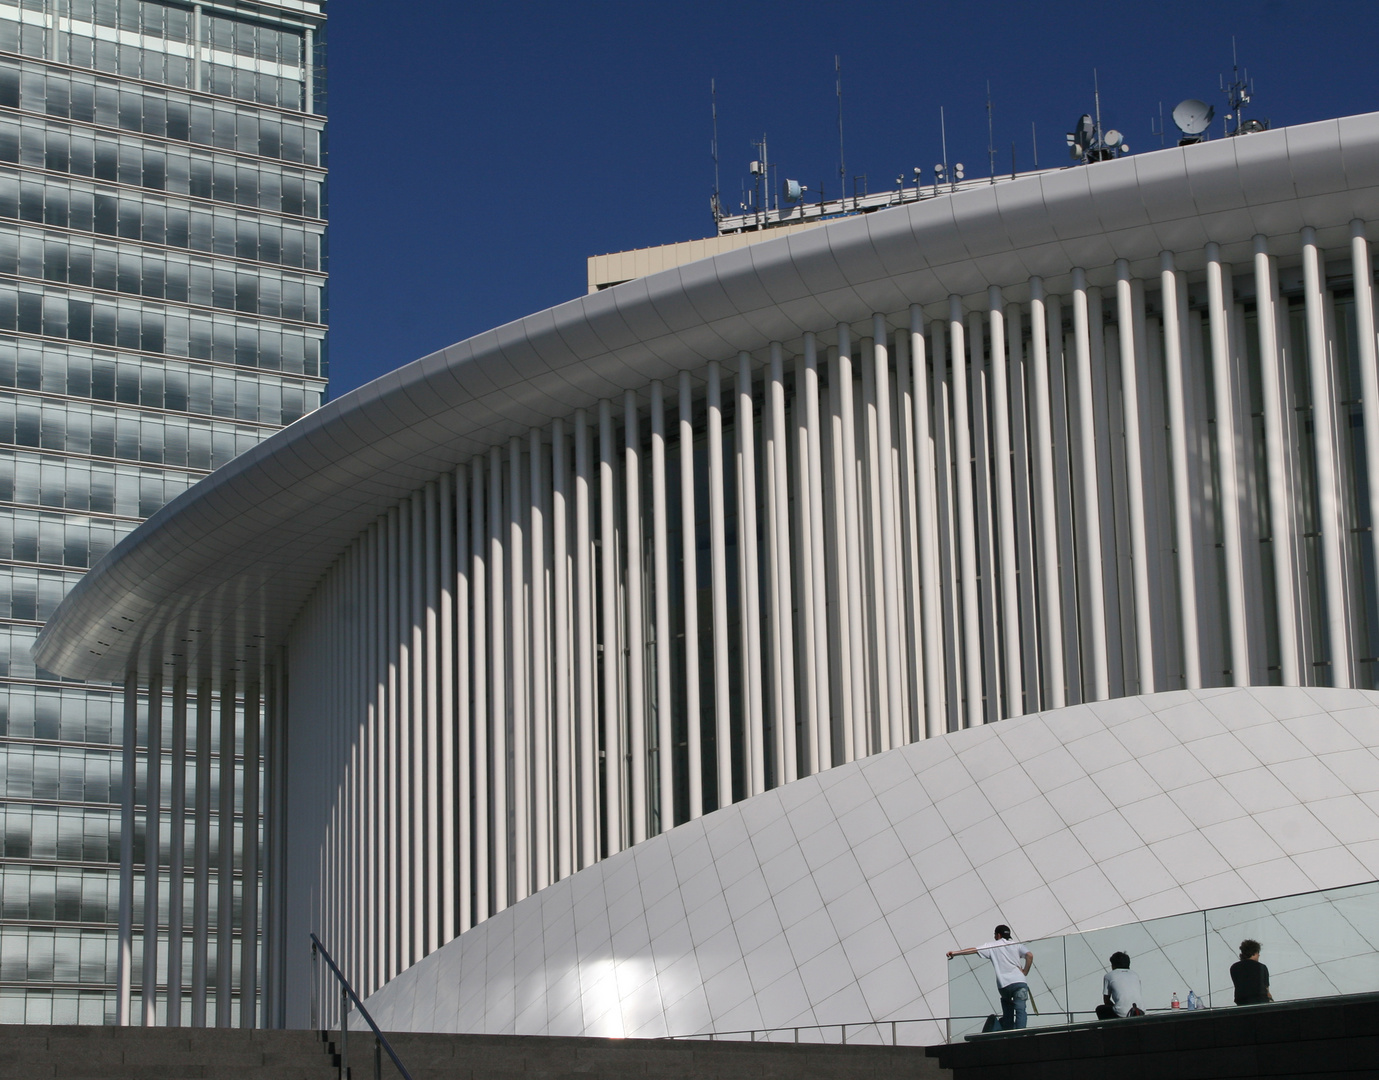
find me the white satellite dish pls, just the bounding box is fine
[1172,99,1215,137]
[1104,129,1123,148]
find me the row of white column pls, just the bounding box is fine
[115,669,269,1026]
[289,224,1379,1014]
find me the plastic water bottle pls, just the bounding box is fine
[1171,992,1180,1009]
[1187,990,1200,1010]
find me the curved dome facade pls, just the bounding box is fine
[32,111,1379,1030]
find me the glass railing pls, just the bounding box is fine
[947,879,1379,1041]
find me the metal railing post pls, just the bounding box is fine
[340,986,349,1079]
[374,1035,382,1080]
[310,942,319,1035]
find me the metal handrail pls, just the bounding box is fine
[310,933,413,1080]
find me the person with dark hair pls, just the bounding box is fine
[1230,939,1272,1005]
[948,924,1034,1030]
[1095,951,1142,1019]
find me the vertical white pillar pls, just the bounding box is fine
[948,296,982,727]
[529,428,550,888]
[1353,220,1379,685]
[598,400,623,854]
[384,511,400,970]
[167,675,187,1026]
[967,312,1001,722]
[1159,251,1201,689]
[834,326,867,759]
[142,675,163,1025]
[488,449,509,907]
[861,334,887,748]
[768,344,797,782]
[909,307,943,736]
[239,685,259,1027]
[470,461,489,923]
[706,363,733,806]
[736,354,766,794]
[409,492,426,953]
[1205,244,1250,686]
[624,392,648,844]
[551,421,574,876]
[574,410,597,864]
[986,289,1022,714]
[803,335,832,768]
[1070,269,1109,700]
[215,678,235,1026]
[871,317,905,746]
[1302,227,1352,687]
[678,373,704,818]
[190,678,211,1025]
[439,475,457,939]
[1029,278,1066,709]
[649,383,674,829]
[117,670,137,1025]
[454,469,472,930]
[508,437,529,901]
[393,504,412,966]
[423,482,442,945]
[1115,262,1154,694]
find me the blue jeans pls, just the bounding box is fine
[998,981,1029,1029]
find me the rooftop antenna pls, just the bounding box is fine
[940,105,949,179]
[1151,101,1166,148]
[710,78,722,224]
[1221,37,1266,135]
[836,55,845,196]
[1093,69,1102,135]
[1031,121,1038,170]
[986,81,996,183]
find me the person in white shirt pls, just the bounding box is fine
[948,924,1034,1030]
[1096,952,1142,1019]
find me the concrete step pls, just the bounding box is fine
[2,1025,951,1080]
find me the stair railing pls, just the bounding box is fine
[310,933,413,1080]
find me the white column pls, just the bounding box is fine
[909,307,943,735]
[736,354,765,794]
[803,335,832,767]
[1354,221,1379,685]
[508,437,529,902]
[551,421,573,877]
[190,678,211,1025]
[454,469,472,930]
[439,475,457,939]
[967,312,1001,723]
[117,670,137,1025]
[861,334,887,748]
[1115,262,1154,694]
[649,383,674,829]
[394,503,412,966]
[215,678,235,1026]
[573,410,597,865]
[1205,244,1249,686]
[768,344,797,782]
[423,482,442,945]
[870,317,905,745]
[529,428,550,889]
[986,289,1022,714]
[239,685,259,1027]
[598,400,624,854]
[142,675,163,1025]
[948,296,982,727]
[470,461,489,922]
[488,450,509,907]
[834,326,867,759]
[409,493,426,954]
[1029,278,1065,709]
[678,373,704,818]
[1302,227,1352,687]
[167,676,187,1026]
[707,363,733,806]
[1070,269,1109,700]
[624,391,648,844]
[384,509,400,969]
[1159,252,1201,688]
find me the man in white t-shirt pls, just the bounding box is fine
[1096,952,1142,1019]
[947,924,1034,1030]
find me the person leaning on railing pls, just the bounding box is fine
[947,924,1033,1030]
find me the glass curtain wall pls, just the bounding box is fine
[0,0,324,1025]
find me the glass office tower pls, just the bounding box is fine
[0,0,325,1023]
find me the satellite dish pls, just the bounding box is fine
[1104,129,1122,148]
[783,179,806,203]
[1172,99,1214,136]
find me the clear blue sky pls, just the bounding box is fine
[323,0,1379,398]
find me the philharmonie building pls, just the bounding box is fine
[32,104,1379,1034]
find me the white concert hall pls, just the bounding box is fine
[34,107,1379,1036]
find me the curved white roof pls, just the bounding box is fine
[358,687,1379,1037]
[35,113,1379,683]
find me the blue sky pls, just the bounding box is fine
[323,0,1379,397]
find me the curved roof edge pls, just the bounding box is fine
[35,112,1379,682]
